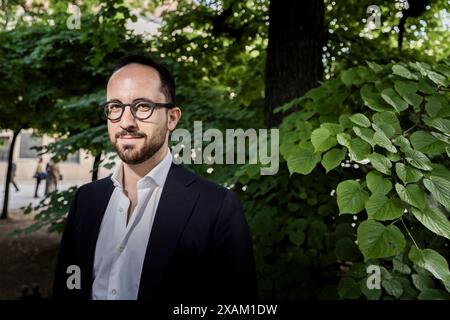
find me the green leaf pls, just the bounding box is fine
[338,277,362,299]
[372,111,402,138]
[382,277,404,299]
[394,80,423,111]
[404,148,433,171]
[410,130,448,156]
[348,138,371,161]
[392,64,418,80]
[411,206,450,241]
[341,69,362,87]
[361,84,392,112]
[381,88,409,112]
[360,278,382,300]
[395,163,423,184]
[408,247,450,289]
[353,127,375,147]
[366,171,392,195]
[427,71,447,86]
[336,132,351,147]
[320,122,343,135]
[418,288,450,300]
[372,125,397,153]
[423,117,450,135]
[337,180,369,214]
[286,147,321,175]
[393,255,411,275]
[321,147,346,173]
[368,152,392,175]
[349,113,371,127]
[365,194,404,221]
[412,273,435,291]
[418,79,436,94]
[311,127,337,152]
[423,176,450,210]
[393,135,411,150]
[366,61,383,73]
[395,183,426,210]
[357,220,406,261]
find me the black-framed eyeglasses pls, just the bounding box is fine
[103,98,175,121]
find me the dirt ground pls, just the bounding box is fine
[0,210,61,300]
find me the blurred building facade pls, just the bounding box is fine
[0,129,114,183]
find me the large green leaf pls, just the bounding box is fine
[392,64,418,80]
[372,124,397,153]
[357,220,406,261]
[360,84,392,112]
[353,127,375,147]
[368,152,392,175]
[409,247,450,290]
[394,80,423,110]
[366,171,392,195]
[410,207,450,240]
[381,88,409,112]
[410,130,448,156]
[349,113,371,127]
[365,194,404,221]
[404,148,433,171]
[348,138,371,161]
[286,147,321,175]
[337,180,369,214]
[395,183,426,210]
[321,147,346,173]
[311,127,337,152]
[395,163,423,184]
[423,117,450,135]
[423,176,450,210]
[372,111,402,138]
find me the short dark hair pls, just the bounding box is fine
[111,53,176,104]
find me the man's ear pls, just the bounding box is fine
[167,107,181,132]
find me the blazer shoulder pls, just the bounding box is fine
[175,164,230,197]
[76,176,113,197]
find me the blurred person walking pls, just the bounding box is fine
[33,158,46,198]
[45,159,61,196]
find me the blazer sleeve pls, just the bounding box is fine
[211,190,258,300]
[53,188,81,299]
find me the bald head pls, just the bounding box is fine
[107,63,166,104]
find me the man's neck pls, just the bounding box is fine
[122,146,168,192]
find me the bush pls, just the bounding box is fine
[234,58,450,299]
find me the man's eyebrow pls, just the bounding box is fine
[132,97,154,103]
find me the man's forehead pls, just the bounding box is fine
[108,63,161,85]
[106,63,164,101]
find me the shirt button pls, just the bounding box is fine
[118,246,124,252]
[111,289,117,295]
[119,208,123,213]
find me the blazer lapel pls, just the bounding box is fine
[138,163,199,300]
[78,177,115,297]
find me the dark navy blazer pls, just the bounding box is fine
[53,163,257,301]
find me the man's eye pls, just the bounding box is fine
[110,104,122,111]
[135,103,152,111]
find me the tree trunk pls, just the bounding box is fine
[265,0,325,128]
[91,153,101,181]
[1,129,20,220]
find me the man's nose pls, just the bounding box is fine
[119,106,138,128]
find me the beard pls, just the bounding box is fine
[111,127,167,165]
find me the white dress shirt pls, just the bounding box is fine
[91,149,173,300]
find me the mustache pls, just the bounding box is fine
[115,131,147,139]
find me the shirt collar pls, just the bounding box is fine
[111,148,173,190]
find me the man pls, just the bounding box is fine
[53,54,257,301]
